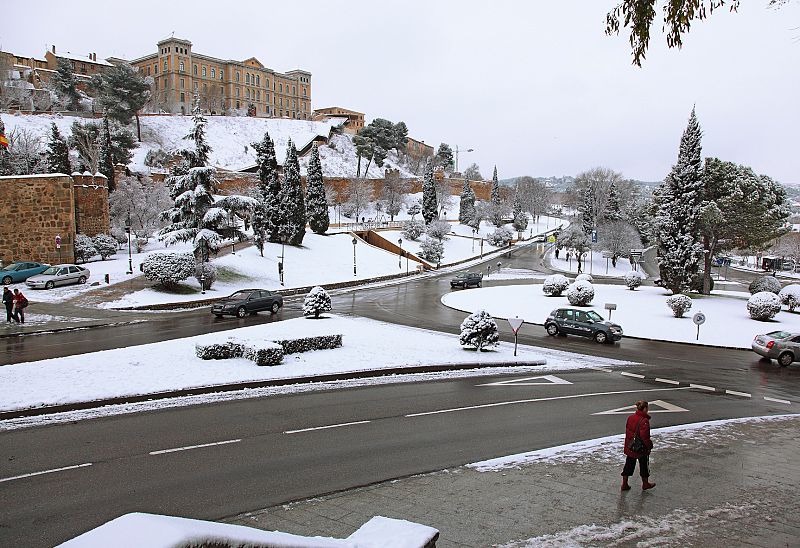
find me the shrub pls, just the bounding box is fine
[144,148,171,168]
[747,291,781,320]
[779,284,800,312]
[401,220,425,241]
[575,273,593,283]
[142,252,195,289]
[426,219,451,241]
[566,280,595,306]
[749,275,781,295]
[92,234,118,260]
[419,237,444,264]
[242,343,285,366]
[459,310,500,351]
[543,274,570,296]
[666,294,692,318]
[303,286,332,318]
[273,334,343,354]
[195,340,245,360]
[690,273,714,293]
[194,262,217,290]
[73,234,97,264]
[487,226,513,247]
[623,270,646,290]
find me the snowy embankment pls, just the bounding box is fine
[0,315,634,414]
[550,253,637,278]
[441,283,796,348]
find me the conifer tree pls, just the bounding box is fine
[604,181,622,221]
[489,166,504,226]
[52,58,81,110]
[98,116,115,190]
[421,160,438,224]
[459,179,476,225]
[581,184,596,235]
[91,63,151,141]
[251,131,278,251]
[512,189,528,232]
[45,122,71,175]
[305,144,329,234]
[491,166,501,205]
[276,139,306,245]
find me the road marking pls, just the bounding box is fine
[690,384,715,391]
[284,420,371,434]
[149,439,241,455]
[655,378,681,385]
[593,399,689,415]
[764,396,791,405]
[620,372,645,379]
[405,387,690,417]
[588,366,613,373]
[0,462,92,484]
[725,390,751,398]
[479,375,572,386]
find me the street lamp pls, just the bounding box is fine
[125,214,133,275]
[352,236,358,277]
[472,228,476,252]
[453,145,474,174]
[279,237,286,286]
[398,237,403,269]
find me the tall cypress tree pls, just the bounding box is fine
[252,131,278,251]
[580,184,596,235]
[421,160,438,224]
[98,116,115,190]
[277,139,306,245]
[491,166,501,205]
[512,188,528,232]
[459,178,476,225]
[654,107,705,294]
[45,122,71,175]
[305,144,329,234]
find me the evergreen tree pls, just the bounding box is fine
[604,181,622,221]
[251,131,279,249]
[185,92,211,168]
[434,143,454,172]
[98,116,115,190]
[459,179,476,225]
[91,63,151,141]
[654,108,705,294]
[45,122,71,174]
[580,184,596,234]
[489,166,504,226]
[421,160,438,224]
[52,58,81,110]
[305,144,329,234]
[491,166,501,205]
[512,189,528,232]
[276,139,306,245]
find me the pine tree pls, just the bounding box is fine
[305,144,329,234]
[604,181,622,221]
[512,189,528,232]
[276,139,306,245]
[184,92,210,168]
[251,131,278,249]
[491,166,501,205]
[91,63,151,141]
[489,166,504,226]
[98,116,115,190]
[581,184,596,234]
[654,107,705,294]
[459,179,476,225]
[421,160,438,224]
[45,122,71,174]
[52,58,81,111]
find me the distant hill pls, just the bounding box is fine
[499,175,660,191]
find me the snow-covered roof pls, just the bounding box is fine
[56,52,113,67]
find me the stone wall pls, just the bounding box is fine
[0,174,76,265]
[72,174,110,237]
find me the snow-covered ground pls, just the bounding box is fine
[441,283,800,348]
[0,315,634,414]
[549,251,638,278]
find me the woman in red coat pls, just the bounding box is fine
[621,400,656,491]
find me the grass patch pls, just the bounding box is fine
[215,266,252,284]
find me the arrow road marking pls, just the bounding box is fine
[593,399,689,415]
[149,439,241,455]
[0,462,92,484]
[479,375,572,387]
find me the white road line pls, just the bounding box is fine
[620,372,645,379]
[725,390,752,398]
[655,378,680,385]
[0,462,92,484]
[588,366,613,373]
[149,439,241,455]
[764,396,791,405]
[405,387,690,417]
[690,384,715,391]
[284,420,371,434]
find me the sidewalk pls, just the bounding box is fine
[225,415,800,547]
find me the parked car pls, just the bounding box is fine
[751,330,800,366]
[544,307,623,344]
[26,264,90,289]
[0,262,50,285]
[450,272,483,289]
[211,289,283,318]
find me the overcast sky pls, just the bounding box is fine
[3,1,798,184]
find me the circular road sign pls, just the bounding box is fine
[692,312,706,325]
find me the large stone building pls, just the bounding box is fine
[129,37,312,118]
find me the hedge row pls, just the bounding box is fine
[274,334,343,354]
[195,334,343,366]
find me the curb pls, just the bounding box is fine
[0,360,546,421]
[0,320,145,339]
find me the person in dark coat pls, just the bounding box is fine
[555,247,560,259]
[621,400,656,491]
[2,287,14,323]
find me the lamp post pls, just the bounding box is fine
[352,236,358,277]
[472,228,476,252]
[279,238,285,286]
[480,238,484,258]
[453,145,474,174]
[398,237,403,269]
[125,214,133,275]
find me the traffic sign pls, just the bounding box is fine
[591,230,598,243]
[508,317,524,334]
[55,234,61,249]
[692,312,706,325]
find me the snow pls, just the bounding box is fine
[441,283,800,348]
[550,250,638,278]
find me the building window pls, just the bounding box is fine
[194,82,198,90]
[202,66,207,77]
[180,92,185,103]
[220,70,223,80]
[193,64,197,75]
[246,89,250,99]
[211,68,216,78]
[246,73,250,84]
[180,78,185,89]
[236,88,240,97]
[163,60,168,71]
[279,83,283,93]
[179,60,184,72]
[146,66,151,76]
[236,101,240,109]
[303,87,306,96]
[154,64,158,74]
[256,75,260,86]
[266,106,270,114]
[280,98,283,107]
[256,90,260,101]
[235,71,240,82]
[293,85,296,94]
[203,83,207,92]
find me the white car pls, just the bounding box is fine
[26,264,91,290]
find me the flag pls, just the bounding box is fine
[0,133,8,149]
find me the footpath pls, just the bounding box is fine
[227,415,800,547]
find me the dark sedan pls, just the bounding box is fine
[0,262,50,285]
[211,289,283,318]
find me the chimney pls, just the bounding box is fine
[52,45,56,54]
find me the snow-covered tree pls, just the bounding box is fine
[276,139,306,246]
[459,310,499,351]
[487,226,513,247]
[44,123,71,174]
[426,219,451,241]
[489,166,504,226]
[142,252,195,289]
[557,224,592,273]
[459,179,476,225]
[419,237,444,264]
[580,183,597,235]
[343,177,372,222]
[303,286,332,319]
[92,234,118,260]
[604,181,622,221]
[576,273,593,283]
[598,220,642,267]
[406,202,421,220]
[512,190,528,232]
[434,143,454,173]
[402,220,425,241]
[378,168,408,221]
[749,275,781,295]
[422,160,438,224]
[251,131,280,245]
[195,262,217,290]
[109,175,171,240]
[653,108,705,295]
[305,144,329,234]
[90,62,151,141]
[52,58,81,110]
[623,270,646,290]
[666,294,693,318]
[4,127,43,175]
[74,234,97,263]
[779,284,800,312]
[463,163,482,181]
[98,116,115,190]
[543,274,570,296]
[516,176,552,223]
[747,292,781,321]
[566,280,595,306]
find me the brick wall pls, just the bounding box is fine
[0,174,76,265]
[72,174,110,237]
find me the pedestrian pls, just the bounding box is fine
[566,250,572,262]
[12,288,28,324]
[621,400,656,491]
[2,286,14,323]
[555,247,560,259]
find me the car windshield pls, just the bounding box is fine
[41,266,59,275]
[1,263,23,271]
[228,291,252,300]
[455,274,467,278]
[766,331,793,339]
[587,311,604,322]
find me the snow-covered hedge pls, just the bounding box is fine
[623,270,646,290]
[195,340,244,360]
[142,252,195,289]
[666,294,692,318]
[303,286,332,319]
[195,339,285,366]
[747,291,781,320]
[419,238,444,263]
[242,342,285,366]
[459,310,499,351]
[273,334,343,354]
[749,276,781,295]
[543,274,570,297]
[778,284,800,312]
[195,262,217,290]
[425,219,451,241]
[575,273,593,283]
[74,234,97,264]
[487,226,513,247]
[566,280,595,306]
[92,234,118,260]
[401,220,425,241]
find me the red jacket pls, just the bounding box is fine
[623,409,653,458]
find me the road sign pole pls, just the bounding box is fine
[514,332,518,356]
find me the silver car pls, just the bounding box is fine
[751,330,800,366]
[26,264,91,290]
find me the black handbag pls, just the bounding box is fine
[627,418,646,453]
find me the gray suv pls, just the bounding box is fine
[544,308,623,344]
[450,272,483,289]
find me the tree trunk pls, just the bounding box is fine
[702,235,715,295]
[364,154,373,177]
[356,154,361,178]
[136,113,142,142]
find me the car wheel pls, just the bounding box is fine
[45,281,54,290]
[237,306,247,318]
[778,351,794,367]
[271,302,280,314]
[1,276,11,285]
[546,324,559,336]
[594,331,608,344]
[78,276,86,284]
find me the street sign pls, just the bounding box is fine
[604,302,617,320]
[507,316,524,356]
[55,234,61,249]
[692,312,706,325]
[591,230,598,243]
[601,251,614,258]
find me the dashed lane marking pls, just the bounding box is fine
[0,462,92,483]
[690,384,715,391]
[655,378,681,385]
[284,420,371,434]
[725,390,752,398]
[764,396,791,405]
[620,372,645,379]
[149,439,240,455]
